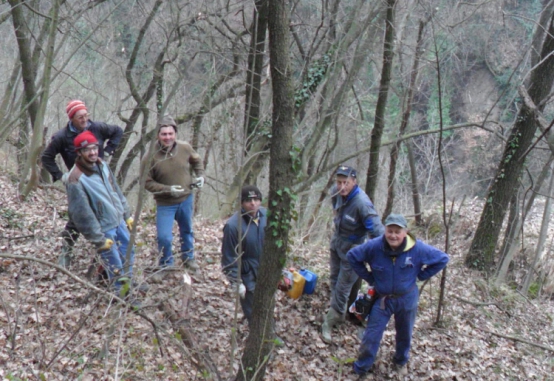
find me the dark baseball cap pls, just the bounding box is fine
[384,213,408,228]
[241,185,262,202]
[336,165,357,178]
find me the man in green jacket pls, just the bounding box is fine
[144,115,205,270]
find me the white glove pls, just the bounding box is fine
[238,283,246,299]
[170,185,185,197]
[194,177,204,188]
[61,172,70,185]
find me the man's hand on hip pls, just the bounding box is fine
[170,185,185,197]
[194,177,204,188]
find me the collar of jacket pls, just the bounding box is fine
[343,184,360,203]
[158,141,177,154]
[241,208,263,222]
[383,233,416,256]
[68,121,91,134]
[75,156,102,176]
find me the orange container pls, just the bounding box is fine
[286,271,306,299]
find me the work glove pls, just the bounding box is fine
[170,185,185,197]
[194,177,204,188]
[96,238,114,252]
[238,283,246,299]
[126,217,134,231]
[61,173,70,185]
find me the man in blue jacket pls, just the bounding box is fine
[221,185,266,324]
[347,213,449,377]
[41,100,123,268]
[65,131,142,306]
[321,165,385,343]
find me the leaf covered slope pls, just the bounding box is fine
[0,175,553,380]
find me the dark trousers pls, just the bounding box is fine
[354,289,419,374]
[61,219,81,247]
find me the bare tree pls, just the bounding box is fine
[467,6,554,272]
[365,0,397,201]
[237,0,295,378]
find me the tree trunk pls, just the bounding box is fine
[407,141,423,225]
[467,9,554,272]
[244,0,268,155]
[495,156,552,284]
[365,0,397,201]
[236,0,295,378]
[521,161,554,294]
[384,17,427,218]
[14,0,60,198]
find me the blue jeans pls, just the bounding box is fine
[98,220,135,292]
[353,288,419,374]
[156,195,194,267]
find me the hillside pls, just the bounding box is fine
[0,174,553,380]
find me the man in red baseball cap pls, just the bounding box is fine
[41,99,123,268]
[64,131,145,306]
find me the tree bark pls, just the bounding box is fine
[467,8,554,272]
[384,17,427,218]
[236,0,295,378]
[15,0,60,198]
[407,141,423,225]
[365,0,397,201]
[494,154,552,284]
[521,161,554,294]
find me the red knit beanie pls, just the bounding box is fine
[66,100,88,119]
[74,131,98,151]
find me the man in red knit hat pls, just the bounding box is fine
[41,100,123,268]
[65,130,145,306]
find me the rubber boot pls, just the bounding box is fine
[58,241,73,269]
[321,308,342,343]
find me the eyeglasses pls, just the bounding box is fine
[81,145,99,153]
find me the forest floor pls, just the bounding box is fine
[0,172,553,381]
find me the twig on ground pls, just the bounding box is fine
[468,321,554,353]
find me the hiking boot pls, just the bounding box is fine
[352,364,373,380]
[127,296,142,310]
[393,363,408,377]
[321,308,342,343]
[132,281,150,294]
[183,258,199,271]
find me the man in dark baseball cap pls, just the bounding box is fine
[322,165,385,344]
[221,185,284,345]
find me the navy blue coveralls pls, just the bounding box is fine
[347,234,449,374]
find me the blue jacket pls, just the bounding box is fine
[330,185,384,255]
[65,157,130,246]
[347,234,449,297]
[42,120,123,182]
[221,207,266,291]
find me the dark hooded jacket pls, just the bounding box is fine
[41,121,123,182]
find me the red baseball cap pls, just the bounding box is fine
[74,130,98,151]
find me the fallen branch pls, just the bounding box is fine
[0,234,35,241]
[0,253,164,357]
[37,183,66,195]
[468,321,554,353]
[160,273,222,381]
[451,294,511,318]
